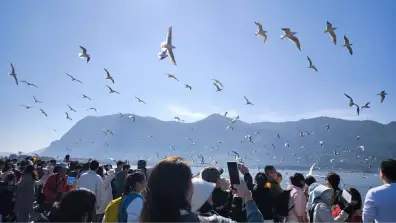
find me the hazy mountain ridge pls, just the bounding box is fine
[39,114,396,171]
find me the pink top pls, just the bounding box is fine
[287,185,307,223]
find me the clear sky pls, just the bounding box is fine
[1,1,395,153]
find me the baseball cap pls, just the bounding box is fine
[200,167,223,183]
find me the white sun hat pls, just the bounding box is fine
[190,178,216,213]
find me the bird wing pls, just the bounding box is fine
[65,112,69,117]
[66,73,74,79]
[244,96,249,103]
[289,35,302,51]
[106,85,113,91]
[10,63,15,74]
[344,35,350,45]
[31,83,39,88]
[168,48,177,65]
[307,56,313,66]
[104,68,111,78]
[281,28,291,33]
[326,21,332,30]
[13,75,18,85]
[381,95,385,103]
[307,162,316,176]
[347,46,353,55]
[344,93,353,101]
[255,22,263,31]
[173,76,179,81]
[166,26,172,45]
[77,79,83,84]
[21,80,28,84]
[213,82,221,91]
[329,31,337,44]
[80,46,87,54]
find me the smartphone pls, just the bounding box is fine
[227,161,240,186]
[67,177,75,185]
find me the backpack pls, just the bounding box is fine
[103,193,142,223]
[308,203,318,223]
[274,189,294,217]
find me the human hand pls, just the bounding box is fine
[238,164,249,175]
[233,178,252,201]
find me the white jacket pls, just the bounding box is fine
[97,170,116,214]
[77,170,104,213]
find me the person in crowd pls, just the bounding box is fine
[0,164,13,181]
[252,172,275,221]
[63,155,70,164]
[304,176,317,199]
[363,159,396,223]
[0,159,5,173]
[47,160,57,174]
[15,164,36,222]
[96,166,105,179]
[98,169,116,218]
[38,167,50,187]
[119,170,146,222]
[277,172,283,185]
[69,164,82,179]
[307,184,353,222]
[77,160,104,222]
[326,172,344,209]
[13,168,22,183]
[332,188,362,223]
[0,173,17,222]
[43,163,73,209]
[200,166,232,217]
[265,165,283,196]
[137,160,147,177]
[115,164,130,198]
[115,161,124,174]
[139,156,264,223]
[286,173,307,223]
[35,188,96,222]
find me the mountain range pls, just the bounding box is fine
[38,114,396,172]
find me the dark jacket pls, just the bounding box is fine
[212,188,232,217]
[252,185,275,220]
[115,171,127,198]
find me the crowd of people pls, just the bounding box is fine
[0,154,395,223]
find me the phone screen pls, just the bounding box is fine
[227,161,240,186]
[67,177,75,184]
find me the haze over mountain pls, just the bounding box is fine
[39,114,396,171]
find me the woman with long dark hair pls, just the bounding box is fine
[252,172,275,221]
[15,164,36,222]
[140,156,264,223]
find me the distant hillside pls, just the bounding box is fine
[39,114,396,172]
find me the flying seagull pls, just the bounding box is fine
[343,35,353,55]
[344,93,355,107]
[21,104,33,109]
[160,26,177,65]
[65,73,83,83]
[280,28,302,51]
[213,82,222,92]
[106,85,120,94]
[119,113,123,117]
[20,81,38,88]
[354,104,360,116]
[324,21,337,45]
[40,109,48,117]
[285,143,290,148]
[307,56,318,71]
[224,112,228,116]
[377,91,387,103]
[79,46,90,63]
[135,97,146,104]
[33,96,42,103]
[165,74,179,81]
[277,133,281,138]
[361,102,370,109]
[244,96,254,105]
[307,162,316,176]
[68,104,77,112]
[87,107,97,112]
[82,94,92,100]
[325,124,330,130]
[356,136,360,142]
[9,63,18,85]
[128,115,136,122]
[65,112,72,121]
[245,135,253,143]
[254,22,268,43]
[174,117,181,121]
[104,69,115,84]
[211,79,224,88]
[158,50,168,60]
[184,84,192,90]
[317,141,326,147]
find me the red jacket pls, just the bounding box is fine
[43,173,73,204]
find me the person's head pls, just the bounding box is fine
[347,188,362,211]
[23,164,36,179]
[380,159,396,183]
[305,176,317,186]
[123,170,146,195]
[96,166,104,178]
[117,160,124,168]
[200,167,221,186]
[277,172,283,184]
[255,172,269,187]
[290,173,305,188]
[50,159,57,166]
[137,160,147,169]
[264,165,277,180]
[122,164,130,173]
[0,159,5,170]
[65,154,70,161]
[3,163,12,172]
[89,160,99,171]
[326,172,341,190]
[140,156,192,222]
[5,173,16,184]
[51,188,96,222]
[57,163,69,177]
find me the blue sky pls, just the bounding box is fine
[1,1,395,153]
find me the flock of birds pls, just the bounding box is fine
[7,21,389,174]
